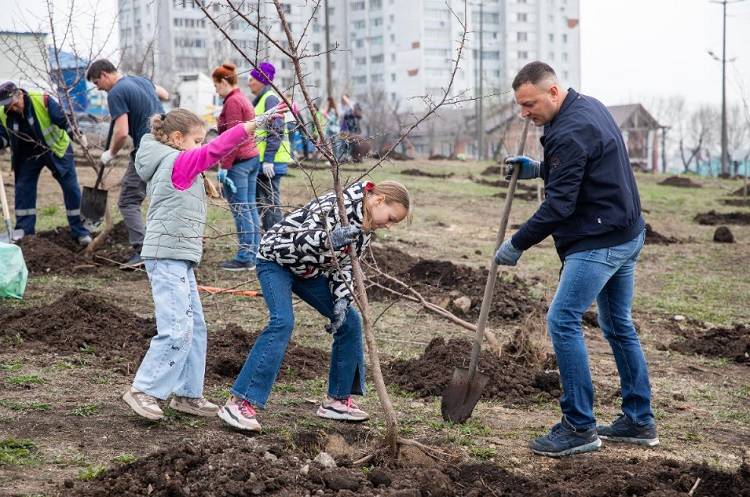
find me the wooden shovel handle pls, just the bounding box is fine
[467,120,531,379]
[0,169,12,227]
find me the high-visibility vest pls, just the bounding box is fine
[0,91,70,158]
[254,90,291,163]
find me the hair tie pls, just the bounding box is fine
[160,113,167,120]
[364,181,375,192]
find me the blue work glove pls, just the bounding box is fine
[329,225,361,250]
[217,169,236,194]
[494,239,523,266]
[504,155,542,180]
[325,299,349,334]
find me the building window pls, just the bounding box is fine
[564,70,569,80]
[372,17,383,26]
[563,34,568,43]
[391,73,396,82]
[517,32,527,42]
[548,33,554,42]
[517,13,527,22]
[372,74,384,83]
[562,52,568,62]
[353,20,365,29]
[391,53,396,62]
[370,35,383,44]
[355,56,367,65]
[355,39,364,48]
[518,50,528,59]
[370,0,383,9]
[390,33,395,42]
[351,1,365,11]
[371,54,384,63]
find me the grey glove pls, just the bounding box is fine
[262,162,276,178]
[325,299,349,334]
[494,239,523,266]
[329,225,361,250]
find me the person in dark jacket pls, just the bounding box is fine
[0,82,91,245]
[496,62,657,457]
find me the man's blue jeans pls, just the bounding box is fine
[548,229,654,430]
[231,259,366,408]
[225,157,261,264]
[133,259,208,400]
[256,171,284,231]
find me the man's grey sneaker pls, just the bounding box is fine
[217,397,261,432]
[220,259,256,271]
[123,387,164,420]
[317,396,369,422]
[121,251,144,270]
[530,417,602,457]
[77,235,92,246]
[597,414,660,447]
[169,396,220,417]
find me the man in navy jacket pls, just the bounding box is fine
[496,62,657,457]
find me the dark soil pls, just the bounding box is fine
[385,336,560,402]
[0,290,330,379]
[492,189,540,201]
[645,223,680,245]
[721,197,750,207]
[730,185,750,196]
[366,245,546,324]
[400,168,454,179]
[470,175,538,192]
[659,175,702,188]
[694,210,750,225]
[64,438,750,497]
[670,323,750,364]
[428,153,448,160]
[480,165,504,176]
[713,226,735,243]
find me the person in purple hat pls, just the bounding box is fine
[247,61,290,231]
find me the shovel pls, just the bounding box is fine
[80,122,113,230]
[0,169,24,243]
[441,120,531,423]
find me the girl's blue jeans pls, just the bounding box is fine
[133,259,207,399]
[231,259,366,408]
[548,229,654,430]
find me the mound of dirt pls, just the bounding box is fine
[400,168,454,178]
[480,165,504,176]
[470,175,537,192]
[366,245,545,324]
[209,323,329,381]
[0,291,330,379]
[0,289,154,371]
[659,175,702,188]
[731,185,750,196]
[385,337,559,402]
[721,197,750,207]
[670,323,749,364]
[493,189,539,201]
[645,223,680,245]
[17,235,88,274]
[694,210,750,225]
[713,226,735,243]
[65,439,750,497]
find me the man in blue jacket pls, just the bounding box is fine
[496,62,657,457]
[0,82,91,245]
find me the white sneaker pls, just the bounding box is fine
[123,387,164,420]
[77,235,92,246]
[316,396,369,422]
[217,396,261,432]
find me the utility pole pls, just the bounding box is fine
[324,0,332,99]
[711,0,746,176]
[477,2,484,160]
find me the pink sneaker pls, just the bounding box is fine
[316,396,369,422]
[217,397,261,432]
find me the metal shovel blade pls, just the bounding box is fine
[80,186,108,230]
[440,367,490,423]
[0,227,24,244]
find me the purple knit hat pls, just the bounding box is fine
[250,61,275,85]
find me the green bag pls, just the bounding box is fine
[0,242,28,299]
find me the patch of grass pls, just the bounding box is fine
[469,446,497,460]
[77,464,106,481]
[716,409,750,424]
[0,360,23,372]
[71,404,99,417]
[162,407,207,428]
[112,453,137,464]
[208,387,232,400]
[0,439,37,466]
[79,343,96,354]
[275,382,298,394]
[0,400,51,412]
[39,205,58,217]
[682,431,703,443]
[6,374,44,387]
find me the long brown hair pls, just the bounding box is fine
[362,180,411,231]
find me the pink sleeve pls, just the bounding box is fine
[171,123,249,190]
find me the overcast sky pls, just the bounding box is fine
[3,0,749,110]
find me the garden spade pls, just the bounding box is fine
[0,169,24,243]
[441,120,530,423]
[80,122,113,230]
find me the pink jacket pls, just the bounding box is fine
[171,123,249,190]
[217,88,258,168]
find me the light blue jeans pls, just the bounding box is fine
[133,259,208,400]
[548,229,654,430]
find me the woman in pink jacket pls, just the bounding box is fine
[213,63,261,271]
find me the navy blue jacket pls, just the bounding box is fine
[511,88,644,260]
[0,91,74,173]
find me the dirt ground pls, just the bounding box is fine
[1,157,749,497]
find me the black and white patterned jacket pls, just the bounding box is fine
[258,182,372,302]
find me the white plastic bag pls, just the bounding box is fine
[0,242,27,299]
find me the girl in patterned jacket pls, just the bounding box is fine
[218,180,411,431]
